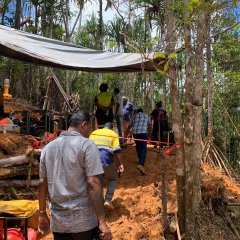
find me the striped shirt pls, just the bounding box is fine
[132,112,150,134]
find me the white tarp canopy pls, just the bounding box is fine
[0,25,160,72]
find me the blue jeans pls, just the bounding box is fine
[116,115,123,137]
[133,133,148,166]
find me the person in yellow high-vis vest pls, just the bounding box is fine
[94,83,114,128]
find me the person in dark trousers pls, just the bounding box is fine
[150,101,162,143]
[127,109,151,175]
[38,110,112,240]
[94,83,114,128]
[151,101,169,148]
[158,108,169,148]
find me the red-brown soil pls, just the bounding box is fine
[0,133,37,159]
[0,134,239,239]
[44,145,240,240]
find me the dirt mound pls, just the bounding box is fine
[4,101,38,113]
[0,133,37,159]
[202,164,240,202]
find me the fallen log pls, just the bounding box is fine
[0,155,29,167]
[0,165,39,179]
[0,180,39,188]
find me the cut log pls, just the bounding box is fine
[169,216,177,233]
[0,155,29,167]
[33,149,42,155]
[0,165,39,179]
[0,180,39,188]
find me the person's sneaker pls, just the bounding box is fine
[137,164,146,175]
[104,201,114,210]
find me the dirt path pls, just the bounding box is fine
[46,146,176,240]
[43,145,240,240]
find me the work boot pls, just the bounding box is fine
[137,164,146,175]
[104,200,114,210]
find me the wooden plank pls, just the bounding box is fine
[49,69,73,113]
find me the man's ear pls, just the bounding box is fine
[81,121,87,128]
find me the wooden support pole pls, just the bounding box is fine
[49,69,73,113]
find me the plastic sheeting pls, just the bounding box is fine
[0,26,160,72]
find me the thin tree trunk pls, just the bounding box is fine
[162,79,167,110]
[183,0,196,238]
[15,0,21,29]
[193,7,206,214]
[34,3,38,34]
[206,9,213,136]
[163,0,185,233]
[98,0,104,50]
[1,0,11,25]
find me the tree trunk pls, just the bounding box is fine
[183,0,196,238]
[34,3,38,34]
[206,10,213,136]
[183,1,206,238]
[192,7,206,214]
[163,0,185,233]
[162,79,167,110]
[14,0,21,29]
[98,0,104,50]
[1,0,11,25]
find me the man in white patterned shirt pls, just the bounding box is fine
[127,108,151,175]
[38,110,112,240]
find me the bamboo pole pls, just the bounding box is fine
[212,146,232,178]
[213,144,239,179]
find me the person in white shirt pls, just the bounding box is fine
[113,88,123,139]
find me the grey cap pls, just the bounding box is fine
[104,122,113,129]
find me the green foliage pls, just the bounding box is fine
[167,53,177,59]
[155,52,166,58]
